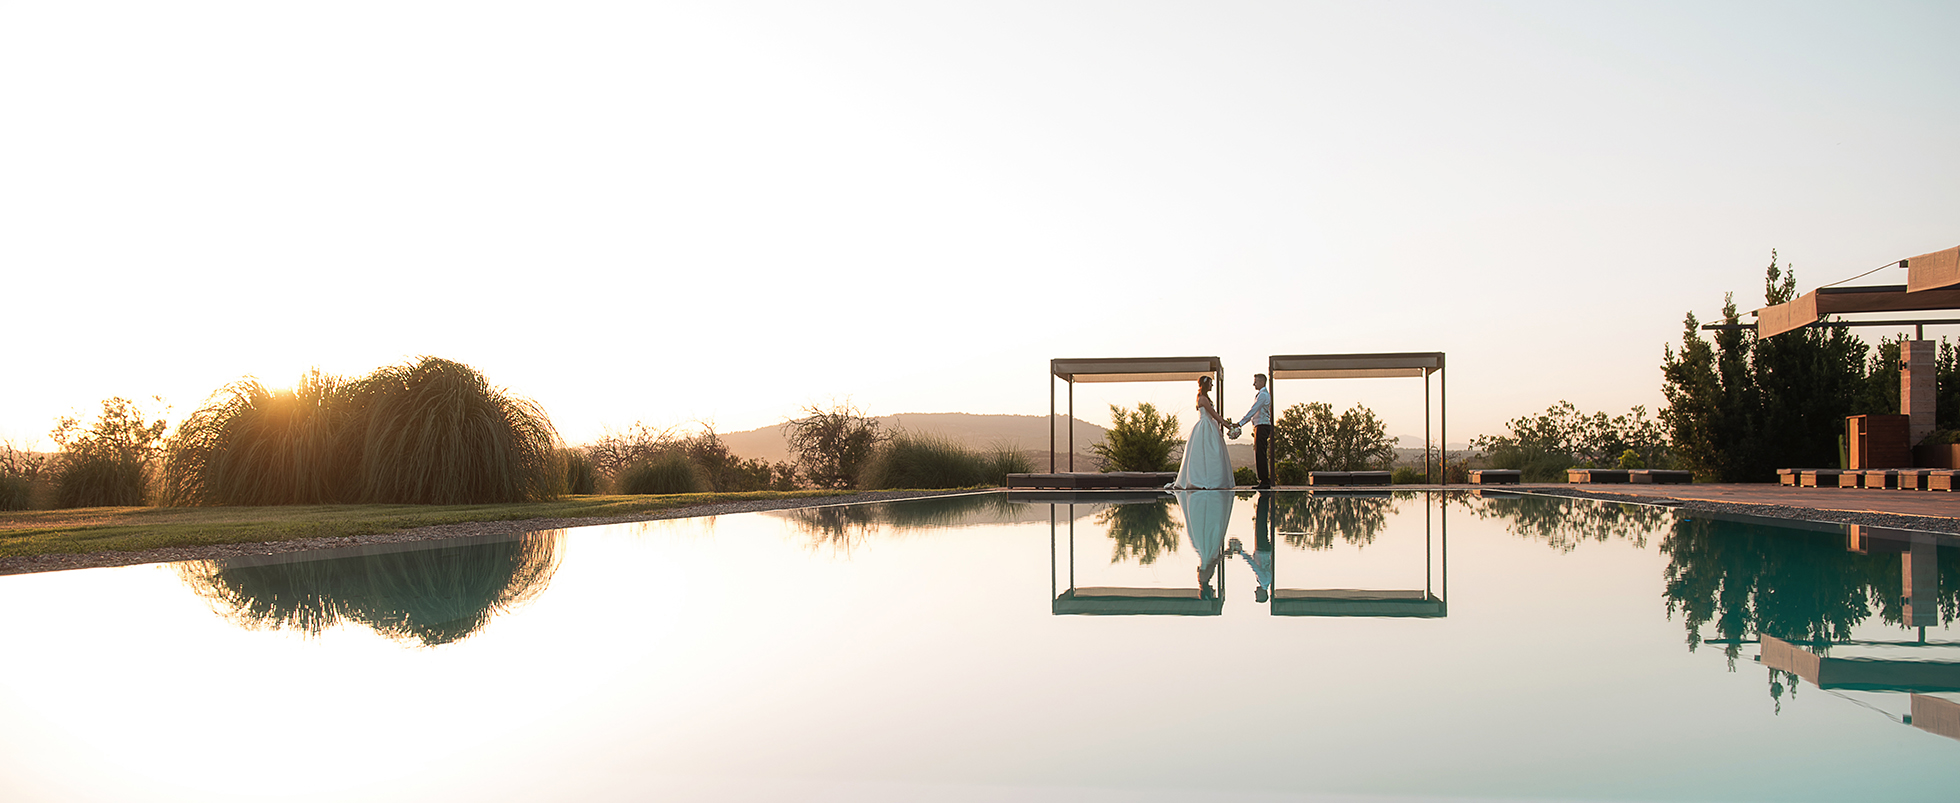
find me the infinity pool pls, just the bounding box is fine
[1,491,1955,802]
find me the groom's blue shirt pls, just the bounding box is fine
[1238,387,1272,427]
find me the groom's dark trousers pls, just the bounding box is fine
[1253,424,1273,486]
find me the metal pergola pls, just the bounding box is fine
[1268,352,1447,485]
[1049,356,1224,472]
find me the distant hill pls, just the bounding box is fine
[719,412,1264,470]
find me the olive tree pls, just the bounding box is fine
[1091,403,1181,472]
[785,402,888,489]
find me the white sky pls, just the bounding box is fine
[4,1,1956,450]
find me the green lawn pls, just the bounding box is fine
[0,491,848,560]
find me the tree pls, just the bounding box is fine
[785,402,888,488]
[1472,401,1672,481]
[1091,403,1181,472]
[1273,402,1396,472]
[1662,252,1875,481]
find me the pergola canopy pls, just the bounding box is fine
[1907,245,1960,293]
[1051,356,1223,384]
[1755,244,1960,337]
[1269,352,1444,380]
[1048,356,1224,473]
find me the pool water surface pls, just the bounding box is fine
[0,490,1955,802]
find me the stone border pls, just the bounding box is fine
[0,490,979,577]
[1515,486,1960,534]
[8,485,1954,577]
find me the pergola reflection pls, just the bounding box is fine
[1753,527,1960,743]
[1029,489,1448,618]
[1265,490,1448,618]
[1032,490,1229,616]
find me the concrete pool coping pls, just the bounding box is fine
[4,483,1953,577]
[0,489,981,577]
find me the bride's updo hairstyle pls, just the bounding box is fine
[1198,376,1212,391]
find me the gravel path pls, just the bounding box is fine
[0,490,977,577]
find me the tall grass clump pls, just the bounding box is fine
[355,357,559,504]
[51,397,168,508]
[618,452,705,494]
[164,371,358,506]
[162,357,561,506]
[863,433,1031,489]
[176,531,561,647]
[562,448,599,495]
[0,442,49,511]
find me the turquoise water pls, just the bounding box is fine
[1,490,1956,802]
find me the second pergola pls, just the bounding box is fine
[1269,352,1447,485]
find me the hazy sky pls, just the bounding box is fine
[5,1,1957,449]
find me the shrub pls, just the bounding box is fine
[164,371,359,506]
[1392,466,1426,484]
[1483,445,1574,483]
[1233,466,1258,486]
[562,449,599,495]
[1275,460,1308,486]
[983,445,1034,483]
[862,434,1031,489]
[51,397,168,508]
[354,357,559,504]
[1092,403,1181,473]
[618,452,704,494]
[0,442,49,511]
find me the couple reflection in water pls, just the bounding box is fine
[1175,489,1274,602]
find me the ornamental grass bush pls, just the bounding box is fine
[163,357,560,506]
[357,358,558,504]
[862,433,1031,489]
[618,452,705,495]
[562,449,600,495]
[164,371,359,506]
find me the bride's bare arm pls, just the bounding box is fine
[1197,392,1222,424]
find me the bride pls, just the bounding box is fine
[1168,376,1235,490]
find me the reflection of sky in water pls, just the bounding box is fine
[0,491,1956,802]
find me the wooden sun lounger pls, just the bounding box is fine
[1469,469,1520,485]
[1566,469,1630,484]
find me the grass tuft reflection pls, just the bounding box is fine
[176,531,562,646]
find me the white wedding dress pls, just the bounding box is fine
[1169,396,1234,490]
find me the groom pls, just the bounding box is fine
[1234,373,1273,488]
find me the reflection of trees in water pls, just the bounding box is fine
[1456,493,1668,552]
[1097,498,1182,566]
[781,494,1023,554]
[1661,518,1960,666]
[176,532,561,647]
[1274,494,1397,550]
